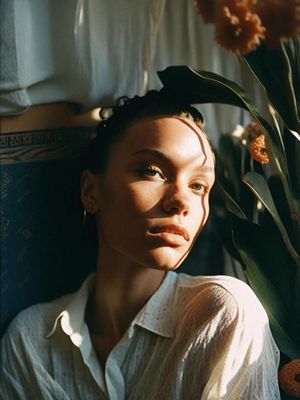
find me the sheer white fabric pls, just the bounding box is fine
[1,272,280,400]
[0,0,252,143]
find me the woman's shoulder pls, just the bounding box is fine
[169,276,280,399]
[2,291,73,342]
[175,272,268,323]
[2,274,95,341]
[172,272,273,362]
[177,272,250,291]
[177,272,260,301]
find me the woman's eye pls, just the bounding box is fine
[190,182,207,193]
[145,168,159,176]
[140,166,165,179]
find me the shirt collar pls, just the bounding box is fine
[47,270,178,343]
[132,271,178,338]
[46,273,95,344]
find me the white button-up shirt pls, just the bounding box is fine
[0,272,280,399]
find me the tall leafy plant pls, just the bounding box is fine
[158,2,300,393]
[159,0,300,398]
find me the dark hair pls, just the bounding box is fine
[83,89,205,174]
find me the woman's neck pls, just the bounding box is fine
[85,249,167,342]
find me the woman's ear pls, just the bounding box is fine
[80,170,100,214]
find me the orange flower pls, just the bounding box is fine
[248,133,270,164]
[243,121,264,140]
[194,0,216,23]
[215,0,265,54]
[255,0,300,48]
[279,359,300,397]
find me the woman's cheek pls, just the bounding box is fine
[126,183,163,213]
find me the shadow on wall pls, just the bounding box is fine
[0,127,222,336]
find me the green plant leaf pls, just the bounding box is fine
[237,250,300,359]
[243,42,300,132]
[231,216,296,310]
[243,256,300,360]
[217,135,241,196]
[217,214,244,264]
[268,176,293,233]
[243,172,300,263]
[159,66,281,146]
[216,181,247,219]
[289,129,300,142]
[283,38,300,120]
[285,126,300,200]
[159,66,249,108]
[267,317,300,361]
[231,220,300,358]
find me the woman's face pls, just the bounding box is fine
[87,116,215,271]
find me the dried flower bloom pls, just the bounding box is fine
[255,0,300,48]
[214,0,265,54]
[279,359,300,397]
[249,134,270,164]
[194,0,216,23]
[243,121,264,139]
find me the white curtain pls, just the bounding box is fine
[1,0,253,143]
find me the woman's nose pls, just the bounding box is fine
[162,185,191,216]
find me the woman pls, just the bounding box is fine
[0,91,280,399]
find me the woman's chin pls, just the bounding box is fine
[141,246,190,271]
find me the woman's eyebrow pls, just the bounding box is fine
[131,148,169,161]
[131,148,215,174]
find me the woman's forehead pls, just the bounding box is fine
[113,116,215,168]
[125,116,207,143]
[128,116,210,149]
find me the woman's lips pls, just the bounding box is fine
[148,224,189,243]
